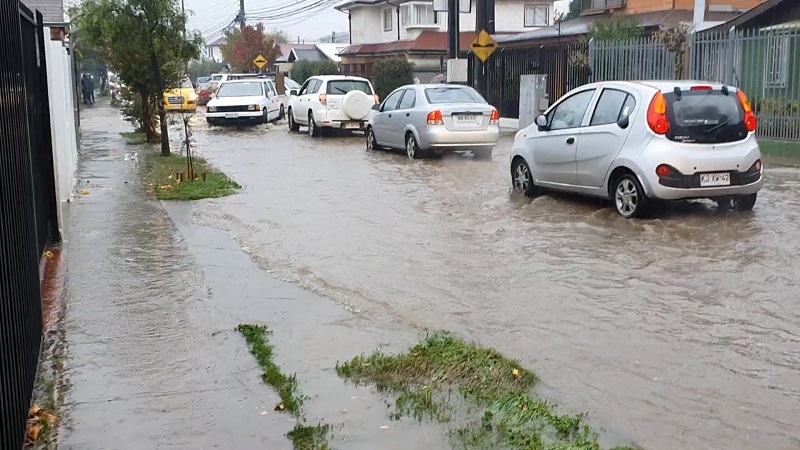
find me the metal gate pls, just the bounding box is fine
[1,1,59,447]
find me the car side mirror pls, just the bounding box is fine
[372,103,381,111]
[288,89,298,96]
[535,114,549,131]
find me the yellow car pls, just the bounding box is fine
[163,78,198,112]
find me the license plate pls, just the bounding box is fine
[454,114,478,124]
[168,96,184,104]
[699,172,730,187]
[344,122,361,129]
[225,113,239,119]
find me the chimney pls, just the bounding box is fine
[693,0,706,27]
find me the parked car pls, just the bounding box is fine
[196,82,215,106]
[162,77,198,113]
[196,76,211,86]
[205,78,282,126]
[366,84,500,159]
[287,75,379,137]
[510,80,763,218]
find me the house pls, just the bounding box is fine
[22,0,64,22]
[335,0,556,82]
[206,36,226,62]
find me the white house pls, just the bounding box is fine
[335,0,555,81]
[206,36,226,62]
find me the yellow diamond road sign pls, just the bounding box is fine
[470,30,497,63]
[253,54,268,69]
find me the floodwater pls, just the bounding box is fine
[187,115,800,450]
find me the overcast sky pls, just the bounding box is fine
[186,0,570,44]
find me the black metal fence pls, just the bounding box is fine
[1,1,59,448]
[471,41,591,119]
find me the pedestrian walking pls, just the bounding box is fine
[88,75,96,104]
[80,73,90,105]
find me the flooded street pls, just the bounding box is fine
[188,115,800,450]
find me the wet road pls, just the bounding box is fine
[189,115,800,450]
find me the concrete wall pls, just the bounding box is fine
[23,0,64,22]
[44,29,78,235]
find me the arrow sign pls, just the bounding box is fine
[470,30,497,64]
[253,54,268,69]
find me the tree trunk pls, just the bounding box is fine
[149,49,170,157]
[139,89,158,143]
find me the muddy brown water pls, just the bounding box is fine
[185,115,800,450]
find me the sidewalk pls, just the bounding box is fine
[58,102,440,449]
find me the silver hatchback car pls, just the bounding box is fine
[510,80,764,218]
[366,84,500,159]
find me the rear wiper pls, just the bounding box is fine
[704,118,731,134]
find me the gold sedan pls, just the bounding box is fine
[163,78,198,113]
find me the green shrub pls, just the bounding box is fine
[372,57,414,100]
[291,60,339,83]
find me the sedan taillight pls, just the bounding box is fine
[490,109,500,124]
[427,110,444,125]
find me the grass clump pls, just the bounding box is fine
[337,331,629,450]
[286,423,332,450]
[236,324,304,415]
[142,152,240,201]
[121,131,147,145]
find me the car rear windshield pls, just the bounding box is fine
[216,82,262,97]
[663,90,749,144]
[326,80,373,95]
[424,86,486,104]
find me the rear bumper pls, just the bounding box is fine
[648,174,764,200]
[420,125,500,150]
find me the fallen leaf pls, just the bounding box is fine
[274,403,285,411]
[44,251,54,259]
[29,405,41,417]
[81,190,90,195]
[39,412,58,425]
[512,368,522,382]
[26,423,43,442]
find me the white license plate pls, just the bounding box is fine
[344,122,361,129]
[225,113,239,119]
[168,97,184,104]
[699,172,730,187]
[454,114,478,124]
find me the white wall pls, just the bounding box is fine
[207,46,224,62]
[348,0,554,44]
[44,29,78,235]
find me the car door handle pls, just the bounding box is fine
[566,137,575,145]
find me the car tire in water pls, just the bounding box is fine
[473,148,493,160]
[366,127,378,151]
[406,133,425,159]
[308,113,321,137]
[511,158,540,198]
[612,173,649,219]
[733,193,757,211]
[288,109,300,132]
[279,105,285,121]
[262,109,269,124]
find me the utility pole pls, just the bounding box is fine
[474,0,494,96]
[239,0,245,30]
[446,0,459,59]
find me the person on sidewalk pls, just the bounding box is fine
[80,74,90,105]
[88,74,96,104]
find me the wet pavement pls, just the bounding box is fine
[185,114,800,450]
[60,104,449,449]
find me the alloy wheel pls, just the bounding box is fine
[406,135,416,159]
[615,178,638,217]
[513,162,531,193]
[366,129,375,151]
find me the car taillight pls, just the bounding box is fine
[490,109,500,124]
[646,92,670,135]
[754,159,762,172]
[737,89,757,132]
[427,110,443,125]
[374,94,380,103]
[656,164,672,177]
[690,86,713,91]
[319,93,327,105]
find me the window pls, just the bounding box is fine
[590,89,634,126]
[383,8,393,32]
[381,90,404,112]
[398,89,416,109]
[663,90,749,144]
[216,82,264,97]
[424,86,486,104]
[548,89,595,130]
[764,34,790,87]
[524,5,548,27]
[180,79,193,89]
[400,2,436,28]
[326,80,373,95]
[308,79,322,94]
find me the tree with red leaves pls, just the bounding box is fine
[220,23,281,72]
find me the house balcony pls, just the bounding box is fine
[581,0,626,15]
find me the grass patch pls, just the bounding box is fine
[236,324,304,415]
[142,152,240,201]
[286,423,332,450]
[337,331,636,450]
[758,139,800,165]
[121,131,147,145]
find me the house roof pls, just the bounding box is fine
[275,44,316,62]
[289,48,327,62]
[702,0,790,33]
[314,43,347,62]
[340,31,518,56]
[208,36,227,47]
[335,0,387,12]
[496,9,740,45]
